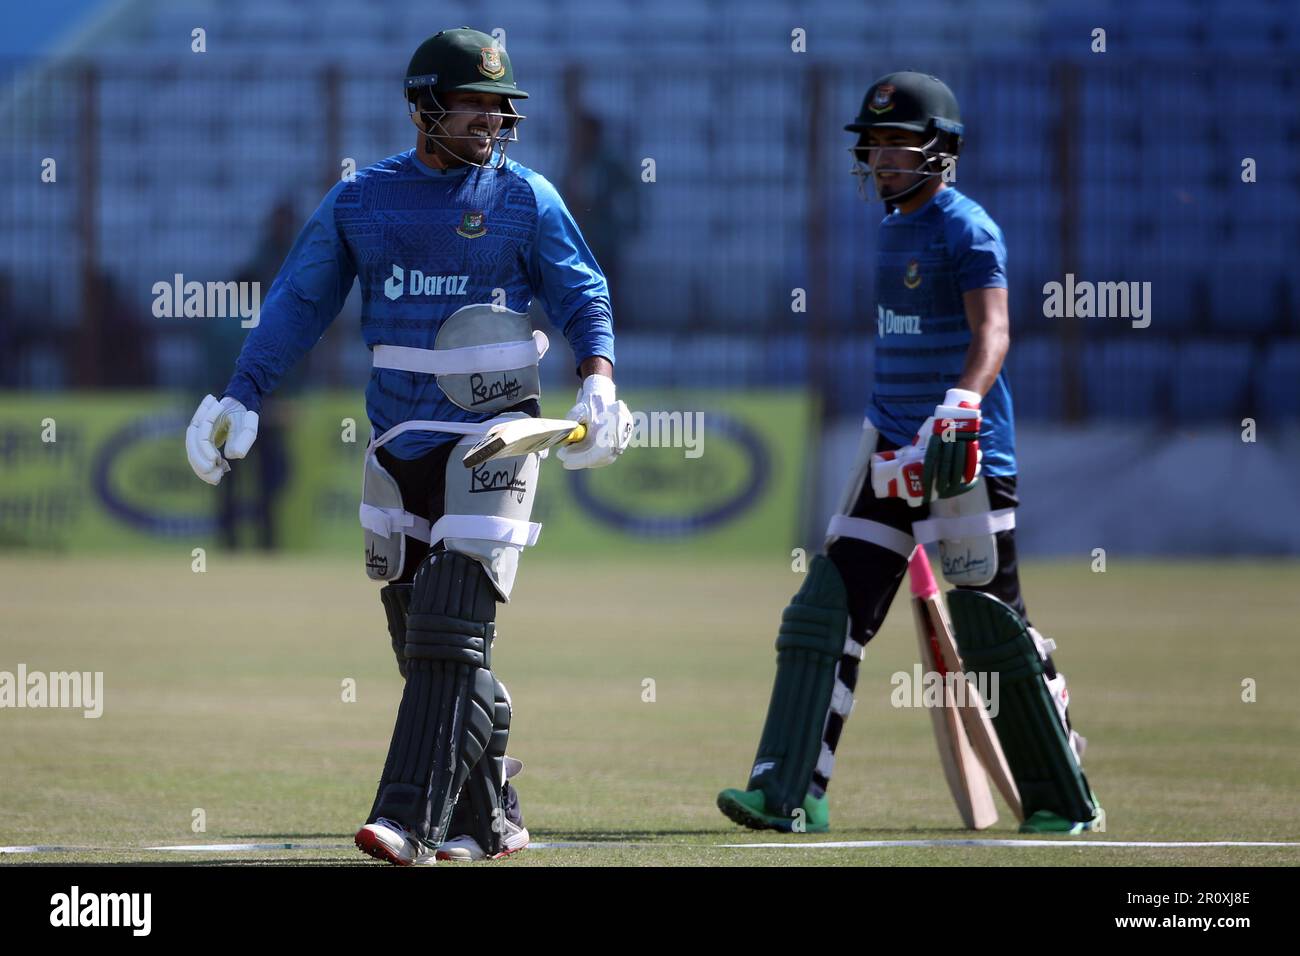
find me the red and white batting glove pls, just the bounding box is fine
[870,443,928,508]
[872,388,983,506]
[919,388,982,499]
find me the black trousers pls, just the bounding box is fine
[827,435,1028,652]
[375,442,456,586]
[812,436,1030,797]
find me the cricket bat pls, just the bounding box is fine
[909,548,1019,827]
[909,546,999,829]
[462,417,587,468]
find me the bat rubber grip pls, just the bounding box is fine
[908,546,939,599]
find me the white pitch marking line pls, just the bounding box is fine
[0,842,352,854]
[3,839,1298,855]
[717,839,1300,849]
[142,842,353,852]
[0,846,86,854]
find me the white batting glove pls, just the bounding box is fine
[870,443,928,507]
[555,373,633,470]
[186,394,259,486]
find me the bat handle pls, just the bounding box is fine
[908,546,939,599]
[565,423,587,444]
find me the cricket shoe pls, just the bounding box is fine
[716,788,830,833]
[354,817,437,866]
[1018,788,1106,835]
[436,816,530,861]
[436,776,529,861]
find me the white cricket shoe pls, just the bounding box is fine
[435,816,530,861]
[354,817,436,866]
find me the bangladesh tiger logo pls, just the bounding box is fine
[869,83,896,114]
[478,46,506,80]
[457,210,487,239]
[903,259,922,289]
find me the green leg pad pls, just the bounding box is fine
[746,555,848,817]
[946,589,1096,825]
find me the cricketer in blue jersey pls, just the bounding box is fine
[185,29,634,865]
[871,185,1014,476]
[213,148,615,461]
[720,72,1102,838]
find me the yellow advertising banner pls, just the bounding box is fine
[0,391,812,558]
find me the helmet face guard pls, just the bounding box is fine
[406,83,525,170]
[848,128,958,203]
[403,29,530,171]
[844,71,963,204]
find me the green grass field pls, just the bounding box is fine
[1,554,1297,866]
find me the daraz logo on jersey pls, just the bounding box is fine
[877,304,922,336]
[383,264,470,301]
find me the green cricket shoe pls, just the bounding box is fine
[716,788,830,833]
[1018,791,1106,835]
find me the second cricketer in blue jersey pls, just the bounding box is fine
[185,28,634,865]
[872,185,1015,476]
[720,72,1102,837]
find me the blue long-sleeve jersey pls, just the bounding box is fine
[223,150,615,459]
[870,186,1016,475]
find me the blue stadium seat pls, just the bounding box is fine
[702,255,777,324]
[1206,10,1283,52]
[607,331,674,389]
[633,4,718,53]
[825,335,875,413]
[762,333,809,386]
[619,256,694,327]
[1002,335,1062,421]
[1259,341,1300,414]
[154,335,202,390]
[17,346,67,390]
[1078,137,1141,185]
[1141,267,1201,334]
[1008,276,1054,335]
[1208,262,1286,334]
[1170,340,1255,417]
[1081,339,1174,420]
[148,6,208,51]
[1077,213,1127,279]
[688,333,767,385]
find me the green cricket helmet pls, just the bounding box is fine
[845,71,963,203]
[405,28,529,168]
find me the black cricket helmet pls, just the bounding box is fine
[405,27,529,169]
[846,71,963,202]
